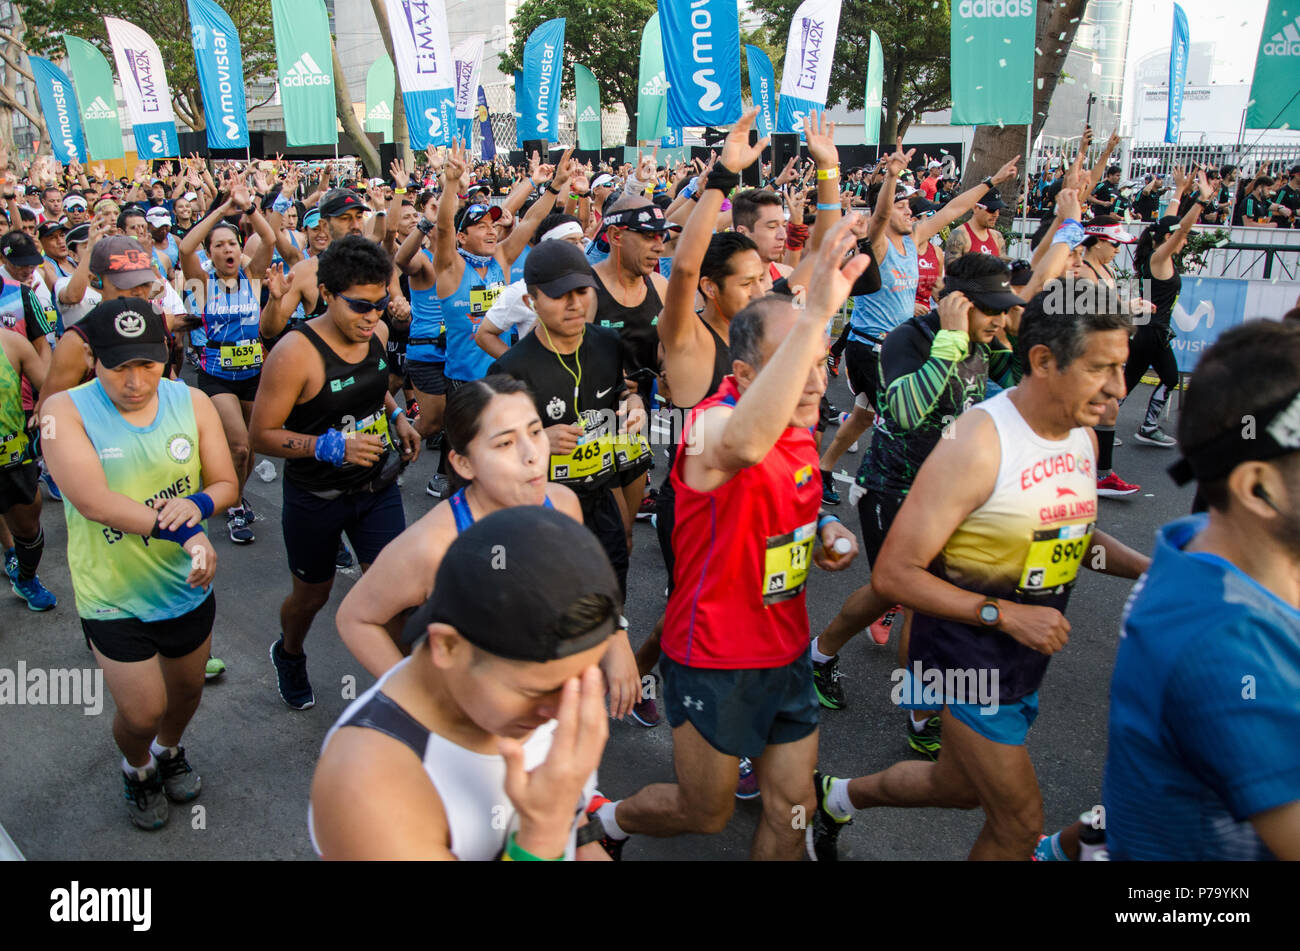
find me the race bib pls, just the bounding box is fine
[612,432,650,468]
[550,433,614,483]
[1018,522,1095,594]
[349,409,392,451]
[219,339,263,370]
[763,521,817,605]
[469,284,503,316]
[0,429,28,468]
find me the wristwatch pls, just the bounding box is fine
[981,176,996,191]
[977,598,1001,627]
[417,218,435,235]
[545,183,561,196]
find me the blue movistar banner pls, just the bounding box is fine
[188,0,250,149]
[1166,3,1190,144]
[745,44,776,138]
[661,0,742,128]
[29,56,86,163]
[520,18,565,141]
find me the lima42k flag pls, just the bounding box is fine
[387,0,457,148]
[104,16,181,158]
[775,0,842,135]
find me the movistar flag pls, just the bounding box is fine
[775,0,842,135]
[63,35,125,160]
[1247,0,1300,129]
[950,0,1034,126]
[661,126,683,149]
[188,0,249,150]
[104,16,181,158]
[745,45,776,138]
[365,56,395,141]
[637,13,667,142]
[29,56,86,164]
[477,86,496,160]
[574,63,601,150]
[271,0,336,146]
[1165,4,1190,143]
[864,30,883,145]
[662,0,742,128]
[520,18,565,142]
[386,0,456,148]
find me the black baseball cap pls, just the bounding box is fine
[80,298,169,368]
[38,220,68,239]
[400,506,622,660]
[455,202,503,233]
[908,194,939,217]
[976,192,1006,213]
[524,240,599,298]
[0,233,43,267]
[946,270,1024,313]
[598,204,681,236]
[318,188,369,217]
[65,223,91,246]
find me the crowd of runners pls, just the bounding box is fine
[1,114,1297,862]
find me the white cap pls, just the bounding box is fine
[928,160,942,169]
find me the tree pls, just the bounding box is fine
[17,0,277,133]
[367,0,409,166]
[331,36,380,177]
[750,0,952,144]
[0,8,48,148]
[496,0,657,146]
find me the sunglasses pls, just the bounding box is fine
[336,292,390,314]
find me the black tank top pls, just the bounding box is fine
[1139,260,1181,331]
[383,273,412,344]
[659,315,731,494]
[593,273,662,376]
[284,323,392,492]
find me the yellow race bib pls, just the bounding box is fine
[612,432,650,468]
[763,521,817,605]
[0,429,28,468]
[469,285,503,316]
[219,340,263,370]
[1018,521,1095,594]
[550,434,614,482]
[349,410,392,450]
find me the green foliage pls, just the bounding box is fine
[1176,228,1231,275]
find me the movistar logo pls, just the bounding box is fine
[1171,298,1214,334]
[640,71,667,97]
[958,0,1033,16]
[85,96,117,120]
[368,101,392,120]
[689,0,723,111]
[1263,15,1300,55]
[536,42,557,134]
[577,105,598,122]
[283,52,331,88]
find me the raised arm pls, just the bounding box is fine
[500,148,573,266]
[916,155,1019,246]
[432,142,467,277]
[1149,168,1212,279]
[868,143,914,264]
[180,193,237,284]
[802,111,841,253]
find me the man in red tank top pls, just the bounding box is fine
[948,192,1006,260]
[585,219,867,860]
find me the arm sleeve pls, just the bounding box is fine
[988,345,1020,387]
[21,286,54,342]
[880,326,968,432]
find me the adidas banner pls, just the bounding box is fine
[950,0,1034,126]
[104,16,181,158]
[63,35,125,160]
[864,30,883,146]
[520,18,566,142]
[271,0,337,146]
[477,86,496,160]
[661,0,743,129]
[1246,0,1300,130]
[365,56,395,141]
[386,0,457,149]
[637,13,668,142]
[775,0,842,135]
[453,35,484,122]
[188,0,250,150]
[29,56,86,164]
[574,63,601,150]
[1165,4,1190,143]
[745,44,776,138]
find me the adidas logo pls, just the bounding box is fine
[84,96,116,120]
[1263,14,1300,55]
[640,72,667,97]
[957,0,1032,17]
[577,106,598,122]
[368,101,392,120]
[283,51,331,88]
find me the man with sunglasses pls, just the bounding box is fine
[251,236,421,711]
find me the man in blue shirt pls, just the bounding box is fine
[1103,319,1300,860]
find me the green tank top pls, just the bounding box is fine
[0,342,31,469]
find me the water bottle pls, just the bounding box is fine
[255,459,278,483]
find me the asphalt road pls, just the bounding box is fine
[0,375,1194,860]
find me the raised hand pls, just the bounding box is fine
[442,140,469,188]
[552,146,576,189]
[991,154,1021,185]
[719,107,769,174]
[884,141,916,178]
[390,157,409,190]
[1054,186,1082,223]
[803,110,838,169]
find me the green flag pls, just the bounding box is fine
[366,56,395,142]
[574,63,601,150]
[636,13,667,143]
[62,34,125,160]
[950,1,1034,126]
[271,0,337,146]
[864,30,883,146]
[1246,0,1300,130]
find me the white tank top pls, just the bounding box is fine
[308,658,597,860]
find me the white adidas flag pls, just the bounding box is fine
[452,35,485,121]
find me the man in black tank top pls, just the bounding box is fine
[251,237,421,711]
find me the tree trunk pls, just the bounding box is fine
[622,96,638,147]
[960,0,1090,205]
[0,22,47,145]
[331,39,380,176]
[368,0,410,167]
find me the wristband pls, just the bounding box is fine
[1052,220,1086,250]
[417,218,435,235]
[313,428,348,467]
[150,514,204,546]
[816,167,839,181]
[816,202,839,211]
[705,167,741,194]
[393,187,407,195]
[545,183,561,196]
[185,492,215,521]
[389,408,406,429]
[271,194,292,214]
[817,514,841,532]
[503,831,564,861]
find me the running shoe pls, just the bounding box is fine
[425,431,443,452]
[825,401,839,417]
[1097,472,1141,497]
[807,770,851,861]
[630,673,661,727]
[826,352,840,377]
[336,541,354,569]
[1033,832,1070,862]
[1134,427,1177,448]
[822,475,841,506]
[205,657,226,681]
[812,653,846,710]
[240,496,255,524]
[226,507,254,544]
[156,746,202,802]
[1112,435,1122,446]
[2,547,16,585]
[907,715,942,760]
[270,638,315,710]
[39,469,62,501]
[123,768,169,830]
[407,399,420,420]
[736,758,760,799]
[426,474,450,498]
[583,794,626,860]
[12,575,56,611]
[635,492,657,521]
[869,605,902,645]
[847,439,859,453]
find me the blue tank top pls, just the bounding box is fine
[198,266,263,380]
[442,254,507,382]
[510,244,531,284]
[406,249,446,363]
[850,234,918,342]
[449,487,554,533]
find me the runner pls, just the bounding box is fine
[310,506,616,860]
[275,187,370,322]
[809,281,1149,861]
[37,220,73,293]
[944,191,1007,259]
[250,235,420,710]
[586,217,866,861]
[730,188,790,283]
[1104,319,1300,860]
[0,323,54,608]
[40,298,239,829]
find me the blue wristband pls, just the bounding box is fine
[151,516,204,545]
[389,408,405,429]
[313,428,347,467]
[1052,221,1086,250]
[272,194,293,214]
[816,202,840,211]
[185,492,215,520]
[817,514,841,532]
